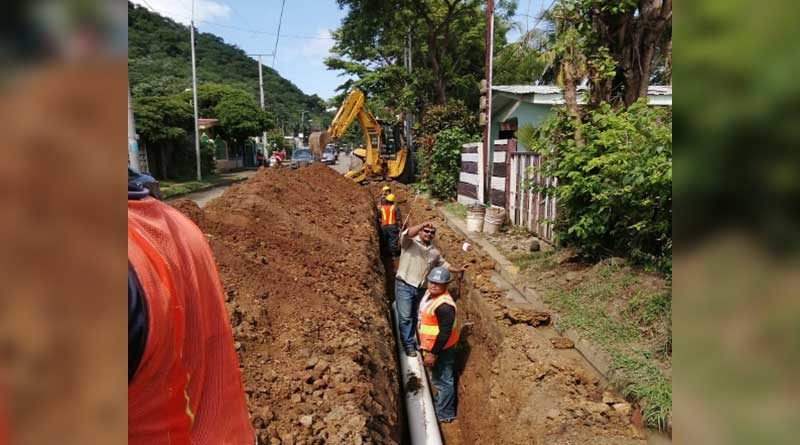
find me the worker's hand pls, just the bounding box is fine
[423,352,437,367]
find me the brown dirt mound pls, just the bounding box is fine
[169,199,204,226]
[183,165,400,444]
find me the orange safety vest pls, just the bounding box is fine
[418,291,459,352]
[128,198,253,445]
[380,204,398,226]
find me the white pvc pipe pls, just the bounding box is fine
[392,302,443,445]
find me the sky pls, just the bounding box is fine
[131,0,551,101]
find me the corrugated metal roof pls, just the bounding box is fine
[492,84,672,96]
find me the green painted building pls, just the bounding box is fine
[490,85,672,149]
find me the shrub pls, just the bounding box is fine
[428,128,471,200]
[418,100,478,137]
[415,100,479,197]
[520,100,672,272]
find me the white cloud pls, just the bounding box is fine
[131,0,231,25]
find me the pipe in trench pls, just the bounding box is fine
[391,302,443,445]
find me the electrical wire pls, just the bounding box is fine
[272,0,287,67]
[135,1,332,40]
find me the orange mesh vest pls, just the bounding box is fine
[128,198,253,445]
[418,292,459,351]
[380,204,397,226]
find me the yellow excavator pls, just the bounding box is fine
[309,88,413,183]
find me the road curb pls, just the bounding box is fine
[438,207,616,381]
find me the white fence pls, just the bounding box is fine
[459,139,558,243]
[507,152,557,243]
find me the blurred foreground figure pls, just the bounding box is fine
[128,182,254,444]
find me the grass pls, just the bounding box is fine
[444,202,468,219]
[531,259,672,431]
[511,251,555,270]
[548,288,640,348]
[610,352,672,432]
[161,175,239,198]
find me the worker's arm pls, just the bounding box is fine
[406,221,433,238]
[430,304,456,355]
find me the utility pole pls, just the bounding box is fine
[482,0,495,204]
[128,87,140,172]
[190,0,202,181]
[404,28,413,151]
[249,52,274,155]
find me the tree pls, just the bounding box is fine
[493,27,549,85]
[326,0,515,116]
[132,95,193,179]
[548,0,672,108]
[179,83,274,144]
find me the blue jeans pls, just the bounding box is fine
[395,278,426,350]
[431,346,457,420]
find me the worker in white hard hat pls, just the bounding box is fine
[418,266,459,424]
[395,221,466,358]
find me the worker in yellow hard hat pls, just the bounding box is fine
[378,192,402,273]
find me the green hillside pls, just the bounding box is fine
[128,1,326,130]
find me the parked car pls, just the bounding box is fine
[321,147,336,165]
[291,148,314,169]
[128,167,162,200]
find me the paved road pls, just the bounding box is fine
[332,152,361,175]
[168,170,257,208]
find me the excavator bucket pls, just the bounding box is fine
[308,131,329,160]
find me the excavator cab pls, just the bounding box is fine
[379,123,403,159]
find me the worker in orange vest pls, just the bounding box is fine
[418,266,460,424]
[128,181,254,444]
[378,193,402,272]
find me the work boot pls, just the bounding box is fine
[404,348,417,357]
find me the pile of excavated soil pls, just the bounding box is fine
[176,165,400,445]
[374,183,647,445]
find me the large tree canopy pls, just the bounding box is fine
[326,0,516,116]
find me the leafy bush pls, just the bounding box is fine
[171,136,216,179]
[428,128,472,200]
[418,100,478,137]
[415,101,479,198]
[520,100,672,272]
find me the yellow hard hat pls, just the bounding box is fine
[382,185,391,192]
[385,194,396,203]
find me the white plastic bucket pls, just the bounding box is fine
[483,207,506,235]
[465,206,485,232]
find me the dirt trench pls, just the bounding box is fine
[379,184,649,445]
[170,164,649,445]
[172,165,400,444]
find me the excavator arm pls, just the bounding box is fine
[309,88,412,183]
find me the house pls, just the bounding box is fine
[490,85,672,146]
[199,118,258,172]
[458,85,672,243]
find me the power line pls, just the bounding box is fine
[137,2,332,40]
[528,0,557,32]
[272,0,288,68]
[139,0,157,13]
